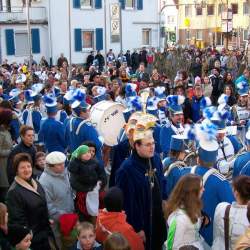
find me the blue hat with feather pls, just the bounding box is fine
[125,83,137,99]
[195,120,219,163]
[154,86,166,102]
[146,97,158,117]
[166,95,185,114]
[236,80,249,96]
[43,93,57,113]
[71,89,90,116]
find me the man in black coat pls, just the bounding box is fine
[209,67,224,105]
[131,49,140,73]
[125,50,132,67]
[7,126,36,185]
[86,51,95,71]
[95,51,105,72]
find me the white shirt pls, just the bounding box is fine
[212,202,249,250]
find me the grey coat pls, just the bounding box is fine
[0,126,12,187]
[39,167,75,221]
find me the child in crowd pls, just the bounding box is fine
[103,233,131,250]
[33,151,46,179]
[71,222,102,250]
[82,141,97,160]
[68,145,107,222]
[0,202,11,250]
[8,225,32,250]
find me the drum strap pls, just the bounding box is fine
[76,119,90,135]
[191,166,217,186]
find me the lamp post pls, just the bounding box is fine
[26,0,32,70]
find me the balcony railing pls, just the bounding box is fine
[0,6,47,23]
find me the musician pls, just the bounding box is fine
[65,89,103,163]
[160,95,185,158]
[233,128,250,177]
[38,94,67,153]
[154,86,168,125]
[232,81,250,143]
[182,120,234,247]
[162,134,188,198]
[115,126,167,250]
[22,91,42,143]
[55,95,68,123]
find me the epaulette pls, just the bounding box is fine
[213,171,226,181]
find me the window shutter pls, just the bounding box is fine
[137,0,143,10]
[31,28,40,54]
[95,0,102,9]
[119,0,125,9]
[5,29,15,55]
[74,28,82,52]
[73,0,80,8]
[95,28,103,51]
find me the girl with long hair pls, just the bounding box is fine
[164,174,205,250]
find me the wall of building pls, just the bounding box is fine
[177,0,250,48]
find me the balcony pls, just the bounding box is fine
[0,6,47,24]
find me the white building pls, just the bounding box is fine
[0,0,161,65]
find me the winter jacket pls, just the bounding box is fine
[96,209,144,250]
[71,240,102,250]
[6,177,52,250]
[39,167,75,221]
[7,141,36,185]
[68,158,107,192]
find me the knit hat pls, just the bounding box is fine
[71,145,89,160]
[104,187,124,212]
[59,213,78,237]
[8,224,31,246]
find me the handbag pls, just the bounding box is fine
[86,181,101,216]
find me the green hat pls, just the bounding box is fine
[71,145,89,160]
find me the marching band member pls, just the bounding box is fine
[38,94,67,153]
[182,120,235,248]
[22,85,43,144]
[160,95,185,158]
[234,128,250,177]
[65,89,103,163]
[162,134,188,198]
[232,81,250,144]
[154,86,168,125]
[55,95,68,123]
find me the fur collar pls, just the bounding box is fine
[15,176,40,195]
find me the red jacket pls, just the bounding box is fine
[96,210,144,250]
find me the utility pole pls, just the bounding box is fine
[226,0,229,50]
[104,0,107,71]
[68,0,72,79]
[26,0,32,70]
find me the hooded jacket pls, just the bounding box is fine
[96,209,144,250]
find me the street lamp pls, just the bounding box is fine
[26,0,32,70]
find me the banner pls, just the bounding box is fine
[110,3,120,42]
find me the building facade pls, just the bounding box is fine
[0,0,161,65]
[177,0,250,49]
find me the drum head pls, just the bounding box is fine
[90,101,126,146]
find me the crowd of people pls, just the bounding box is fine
[0,44,249,250]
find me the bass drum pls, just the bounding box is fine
[90,100,126,146]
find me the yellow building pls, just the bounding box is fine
[177,0,250,48]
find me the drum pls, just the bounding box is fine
[90,101,126,146]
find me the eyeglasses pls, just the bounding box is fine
[141,142,155,147]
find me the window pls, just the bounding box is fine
[15,32,29,56]
[207,4,214,15]
[142,29,151,46]
[185,5,192,16]
[0,0,2,11]
[216,32,223,46]
[243,29,249,41]
[218,4,226,14]
[196,30,203,40]
[186,30,190,40]
[167,15,175,24]
[82,30,94,49]
[80,0,92,8]
[126,0,134,8]
[231,3,238,14]
[196,7,202,15]
[243,2,249,15]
